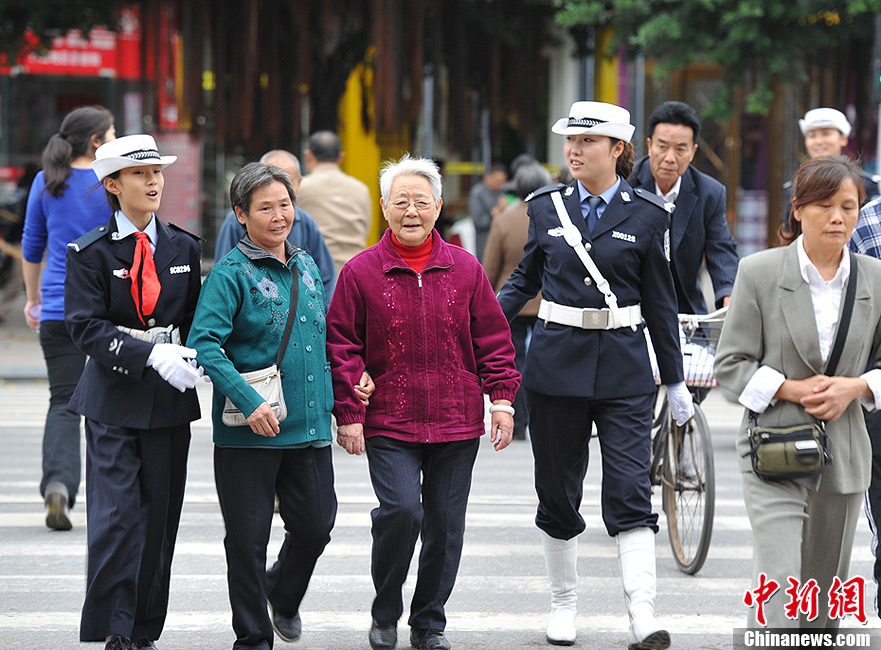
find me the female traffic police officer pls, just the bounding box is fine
[64,134,204,650]
[497,102,692,650]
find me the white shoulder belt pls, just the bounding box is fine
[546,191,643,331]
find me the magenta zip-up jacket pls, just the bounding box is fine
[327,229,520,443]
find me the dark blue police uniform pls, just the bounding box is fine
[65,216,202,643]
[497,178,683,540]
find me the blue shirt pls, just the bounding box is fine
[22,168,113,321]
[576,176,622,223]
[214,205,335,301]
[113,211,158,252]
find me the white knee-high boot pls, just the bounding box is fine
[617,527,670,650]
[540,530,578,646]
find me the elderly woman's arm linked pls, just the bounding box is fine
[471,266,521,450]
[327,265,369,454]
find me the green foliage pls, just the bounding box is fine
[554,0,881,116]
[0,0,120,62]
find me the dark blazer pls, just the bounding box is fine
[65,216,202,429]
[629,157,738,314]
[715,245,881,494]
[496,178,683,399]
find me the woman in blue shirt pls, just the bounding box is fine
[21,105,115,530]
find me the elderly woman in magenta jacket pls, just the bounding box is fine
[326,155,520,650]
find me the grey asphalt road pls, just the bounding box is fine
[1,372,880,649]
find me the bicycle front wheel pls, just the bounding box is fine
[662,402,715,575]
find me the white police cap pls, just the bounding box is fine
[798,108,851,138]
[551,101,635,141]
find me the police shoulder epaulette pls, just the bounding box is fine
[633,187,673,213]
[525,183,566,202]
[169,222,205,242]
[67,224,110,253]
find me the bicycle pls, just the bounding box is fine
[647,307,727,575]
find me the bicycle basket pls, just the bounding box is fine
[645,309,727,388]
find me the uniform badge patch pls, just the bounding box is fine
[547,227,565,237]
[664,229,671,262]
[112,268,130,279]
[611,230,636,243]
[169,265,191,274]
[621,191,631,202]
[563,186,574,197]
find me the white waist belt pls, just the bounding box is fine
[116,324,181,345]
[539,299,643,330]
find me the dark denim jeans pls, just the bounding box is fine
[39,320,86,505]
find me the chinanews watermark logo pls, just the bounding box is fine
[733,629,879,649]
[732,573,881,649]
[744,574,867,626]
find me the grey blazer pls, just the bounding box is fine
[714,243,881,494]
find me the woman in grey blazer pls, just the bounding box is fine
[715,157,881,629]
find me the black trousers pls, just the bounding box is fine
[365,435,480,631]
[80,419,190,642]
[39,320,86,505]
[526,389,658,539]
[864,407,881,618]
[214,444,337,650]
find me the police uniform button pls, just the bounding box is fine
[584,241,592,252]
[99,226,106,231]
[147,318,156,327]
[584,277,592,286]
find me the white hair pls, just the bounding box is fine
[379,154,442,204]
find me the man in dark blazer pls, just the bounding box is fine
[629,101,738,315]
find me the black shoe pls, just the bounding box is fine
[45,482,72,531]
[133,641,158,650]
[628,629,671,650]
[410,628,451,650]
[105,636,134,650]
[369,620,397,649]
[268,600,301,642]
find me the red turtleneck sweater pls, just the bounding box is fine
[391,230,434,273]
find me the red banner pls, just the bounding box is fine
[0,7,141,80]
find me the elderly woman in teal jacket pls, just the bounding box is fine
[188,162,371,650]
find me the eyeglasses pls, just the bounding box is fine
[390,198,435,212]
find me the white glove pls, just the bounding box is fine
[666,381,695,426]
[189,358,211,383]
[147,344,200,392]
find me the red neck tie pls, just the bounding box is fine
[131,231,161,325]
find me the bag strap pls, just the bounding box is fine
[825,251,858,377]
[549,190,622,323]
[276,261,299,369]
